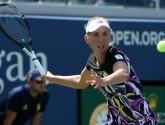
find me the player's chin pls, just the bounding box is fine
[37,89,44,93]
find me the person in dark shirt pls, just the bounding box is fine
[41,16,157,125]
[0,68,49,125]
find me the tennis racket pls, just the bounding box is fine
[0,4,49,84]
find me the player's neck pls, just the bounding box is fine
[95,54,105,65]
[29,89,38,98]
[94,48,108,65]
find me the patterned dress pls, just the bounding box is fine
[86,46,157,125]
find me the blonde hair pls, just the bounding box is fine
[84,16,109,31]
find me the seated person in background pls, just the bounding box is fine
[0,68,49,125]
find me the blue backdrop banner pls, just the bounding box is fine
[0,16,165,125]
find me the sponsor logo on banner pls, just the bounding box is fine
[111,31,165,46]
[0,50,48,94]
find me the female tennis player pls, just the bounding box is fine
[42,16,157,125]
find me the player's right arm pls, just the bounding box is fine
[3,110,17,125]
[42,67,92,89]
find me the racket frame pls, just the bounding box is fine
[0,3,48,84]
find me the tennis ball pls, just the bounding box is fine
[157,41,165,52]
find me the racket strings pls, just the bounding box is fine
[0,7,30,44]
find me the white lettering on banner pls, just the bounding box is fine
[111,31,165,46]
[116,31,123,45]
[0,50,5,94]
[0,78,4,94]
[124,31,131,45]
[0,50,48,94]
[131,31,139,45]
[6,51,26,81]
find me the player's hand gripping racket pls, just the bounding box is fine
[0,4,49,84]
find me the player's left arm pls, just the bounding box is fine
[30,112,43,125]
[102,52,130,85]
[88,53,130,87]
[103,61,130,85]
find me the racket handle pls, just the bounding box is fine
[33,59,49,85]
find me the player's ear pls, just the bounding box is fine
[27,78,32,85]
[84,35,89,44]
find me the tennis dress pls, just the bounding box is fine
[86,46,157,125]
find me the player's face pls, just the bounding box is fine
[31,80,46,93]
[86,26,111,54]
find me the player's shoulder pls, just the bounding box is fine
[41,89,49,98]
[106,46,130,62]
[108,46,122,54]
[8,85,24,96]
[43,89,49,94]
[108,46,126,57]
[5,85,25,101]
